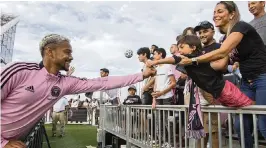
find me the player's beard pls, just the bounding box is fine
[58,60,70,71]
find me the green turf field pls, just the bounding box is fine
[43,124,97,148]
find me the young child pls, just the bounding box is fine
[123,85,141,105]
[123,85,141,138]
[147,35,254,107]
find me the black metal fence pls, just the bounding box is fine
[24,118,51,148]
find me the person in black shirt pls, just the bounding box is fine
[194,21,221,148]
[146,35,254,108]
[194,21,221,54]
[123,85,141,105]
[176,2,266,147]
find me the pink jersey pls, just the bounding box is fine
[171,65,181,80]
[1,62,143,147]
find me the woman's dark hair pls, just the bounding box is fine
[153,48,167,58]
[182,27,196,36]
[178,35,203,53]
[137,47,150,59]
[216,1,240,36]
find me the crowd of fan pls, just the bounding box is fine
[99,1,266,148]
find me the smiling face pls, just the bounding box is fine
[248,1,265,17]
[45,41,73,71]
[198,28,215,45]
[213,3,231,28]
[213,2,239,35]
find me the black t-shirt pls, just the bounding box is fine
[173,54,225,98]
[202,43,221,54]
[185,63,225,98]
[123,95,141,105]
[230,21,266,80]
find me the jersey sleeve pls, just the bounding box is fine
[1,62,24,101]
[63,73,143,95]
[231,21,251,35]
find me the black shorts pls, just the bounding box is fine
[142,91,152,105]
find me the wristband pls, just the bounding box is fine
[191,58,198,65]
[172,55,182,64]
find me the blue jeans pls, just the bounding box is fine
[234,73,266,148]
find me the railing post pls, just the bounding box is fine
[126,106,131,148]
[101,105,106,147]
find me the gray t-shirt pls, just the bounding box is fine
[250,14,266,45]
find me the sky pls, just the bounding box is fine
[0,1,256,100]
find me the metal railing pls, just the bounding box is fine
[24,118,51,148]
[98,105,266,148]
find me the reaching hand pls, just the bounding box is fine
[142,67,156,79]
[4,140,26,148]
[146,60,158,68]
[67,66,75,76]
[178,55,192,66]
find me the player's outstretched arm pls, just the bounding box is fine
[63,67,156,95]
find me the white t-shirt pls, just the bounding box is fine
[104,89,119,100]
[53,97,69,112]
[154,64,174,99]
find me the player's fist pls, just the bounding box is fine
[142,67,156,79]
[146,60,158,68]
